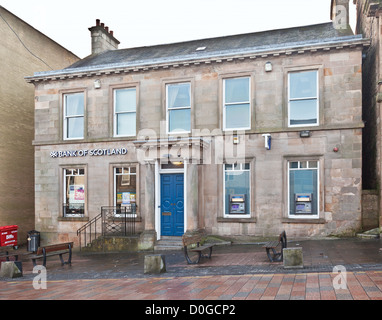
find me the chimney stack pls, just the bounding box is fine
[88,19,120,55]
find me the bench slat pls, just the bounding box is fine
[189,244,214,252]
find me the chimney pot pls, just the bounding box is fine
[110,31,114,36]
[101,23,105,28]
[96,19,100,26]
[105,26,109,32]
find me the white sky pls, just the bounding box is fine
[1,0,356,59]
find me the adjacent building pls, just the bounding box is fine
[27,7,369,249]
[0,6,79,243]
[354,0,382,230]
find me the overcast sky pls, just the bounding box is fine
[1,0,356,59]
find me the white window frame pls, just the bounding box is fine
[113,166,137,217]
[63,168,86,217]
[288,70,319,128]
[223,77,251,131]
[166,82,191,134]
[113,88,137,137]
[223,163,251,218]
[63,92,84,140]
[287,160,319,219]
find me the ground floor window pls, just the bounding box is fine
[224,163,250,217]
[288,160,319,218]
[114,166,137,214]
[63,168,85,217]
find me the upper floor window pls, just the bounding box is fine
[114,88,137,137]
[166,83,191,133]
[223,77,251,130]
[64,92,84,140]
[288,70,319,127]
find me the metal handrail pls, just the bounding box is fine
[77,213,102,251]
[77,204,137,250]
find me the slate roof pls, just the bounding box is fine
[26,22,368,81]
[70,22,354,69]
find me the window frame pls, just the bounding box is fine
[111,163,139,217]
[166,82,192,134]
[113,87,137,137]
[223,76,251,131]
[287,70,319,128]
[62,166,87,217]
[63,91,85,140]
[287,160,320,219]
[223,163,251,219]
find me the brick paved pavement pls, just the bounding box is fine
[1,238,382,301]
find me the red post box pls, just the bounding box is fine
[0,225,18,247]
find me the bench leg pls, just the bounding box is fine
[184,247,201,265]
[201,247,213,259]
[266,248,282,262]
[59,253,64,266]
[266,248,274,262]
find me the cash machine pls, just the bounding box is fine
[229,194,246,214]
[294,193,313,214]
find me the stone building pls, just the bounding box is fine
[354,0,382,230]
[27,13,369,249]
[0,6,79,243]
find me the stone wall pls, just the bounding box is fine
[0,7,79,244]
[33,43,364,241]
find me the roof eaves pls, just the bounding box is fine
[25,35,370,83]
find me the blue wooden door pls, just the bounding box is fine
[161,174,184,236]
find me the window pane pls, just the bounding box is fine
[289,99,317,126]
[225,170,250,215]
[169,108,191,132]
[65,93,84,116]
[65,169,85,215]
[67,117,84,139]
[309,161,318,168]
[115,89,136,113]
[225,78,249,103]
[290,71,317,99]
[168,83,190,108]
[117,113,136,136]
[225,104,250,129]
[115,168,136,210]
[289,169,318,215]
[289,162,299,169]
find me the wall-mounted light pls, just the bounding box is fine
[300,130,311,138]
[233,135,240,144]
[265,61,273,72]
[94,79,101,89]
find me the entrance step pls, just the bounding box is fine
[154,236,183,251]
[356,228,381,239]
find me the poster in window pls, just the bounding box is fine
[122,192,130,205]
[69,185,85,203]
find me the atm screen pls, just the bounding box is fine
[232,204,240,210]
[296,204,306,211]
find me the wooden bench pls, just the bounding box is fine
[0,248,20,262]
[30,242,73,267]
[263,231,287,262]
[182,234,214,264]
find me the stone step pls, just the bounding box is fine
[154,236,183,251]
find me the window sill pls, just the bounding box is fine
[58,216,89,222]
[281,218,325,224]
[217,217,257,223]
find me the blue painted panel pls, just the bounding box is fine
[161,174,184,236]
